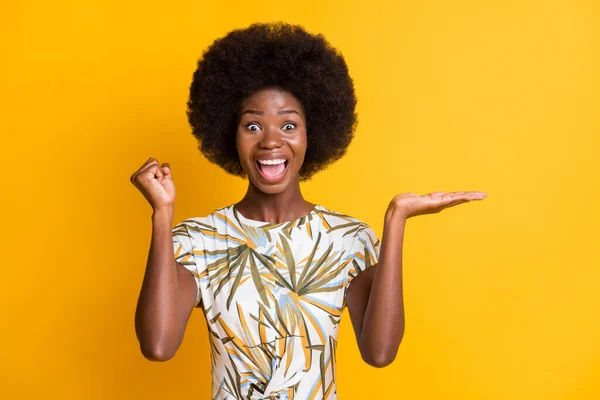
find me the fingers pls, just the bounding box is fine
[439,191,487,209]
[441,199,470,209]
[436,191,487,200]
[424,191,487,209]
[130,157,170,185]
[161,162,172,179]
[461,191,487,200]
[425,192,446,200]
[139,157,160,174]
[142,158,162,183]
[143,156,158,168]
[441,192,464,202]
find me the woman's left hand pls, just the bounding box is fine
[389,191,488,219]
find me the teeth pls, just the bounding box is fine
[257,159,286,165]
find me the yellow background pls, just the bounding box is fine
[2,1,599,399]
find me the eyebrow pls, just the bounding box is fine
[241,109,300,116]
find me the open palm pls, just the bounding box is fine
[391,191,487,218]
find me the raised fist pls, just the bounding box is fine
[130,157,176,210]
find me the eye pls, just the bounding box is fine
[283,123,296,131]
[246,123,261,131]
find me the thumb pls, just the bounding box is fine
[161,163,172,179]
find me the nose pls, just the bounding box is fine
[258,126,285,150]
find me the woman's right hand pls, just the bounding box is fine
[130,157,176,210]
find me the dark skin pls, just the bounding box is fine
[233,86,315,222]
[130,87,488,365]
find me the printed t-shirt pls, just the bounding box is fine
[172,204,380,400]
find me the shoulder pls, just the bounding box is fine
[173,205,235,232]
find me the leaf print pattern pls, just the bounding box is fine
[172,204,380,399]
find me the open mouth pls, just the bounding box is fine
[256,160,289,182]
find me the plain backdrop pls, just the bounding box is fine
[2,1,599,399]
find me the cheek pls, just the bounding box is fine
[296,133,308,155]
[289,128,307,145]
[289,136,308,169]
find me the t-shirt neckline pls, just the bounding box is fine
[230,204,321,229]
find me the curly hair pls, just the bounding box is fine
[187,22,358,181]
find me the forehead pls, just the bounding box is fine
[239,87,305,116]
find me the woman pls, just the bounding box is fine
[130,22,487,400]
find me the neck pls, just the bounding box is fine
[235,181,314,224]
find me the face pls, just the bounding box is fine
[236,87,307,194]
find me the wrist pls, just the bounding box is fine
[152,206,174,224]
[385,203,409,222]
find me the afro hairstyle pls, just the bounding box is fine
[187,22,358,181]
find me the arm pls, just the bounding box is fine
[346,206,406,368]
[134,206,199,361]
[347,191,488,368]
[130,157,200,361]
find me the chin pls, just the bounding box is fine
[249,174,292,194]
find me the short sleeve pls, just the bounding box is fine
[172,221,202,307]
[352,225,380,274]
[343,224,381,308]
